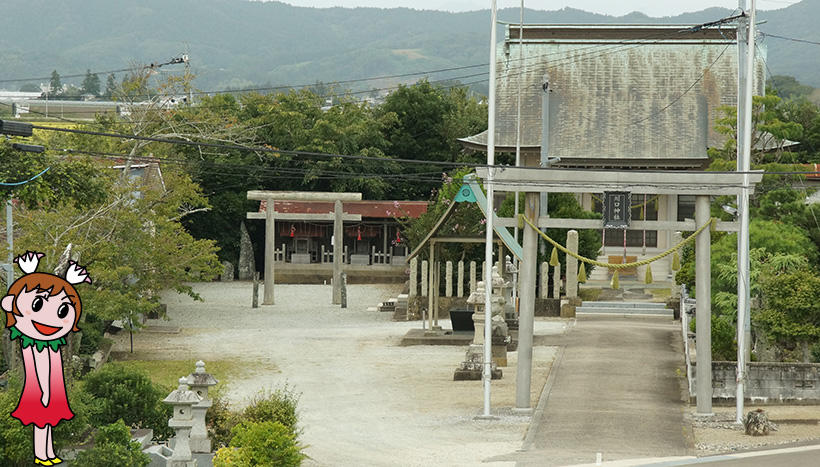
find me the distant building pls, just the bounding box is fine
[257,199,427,267]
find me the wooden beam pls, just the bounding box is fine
[246,212,361,221]
[493,217,739,232]
[475,168,763,196]
[247,191,362,201]
[430,237,506,244]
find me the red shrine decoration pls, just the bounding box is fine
[357,226,362,241]
[395,229,401,243]
[290,224,296,237]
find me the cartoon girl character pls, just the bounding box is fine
[2,251,91,466]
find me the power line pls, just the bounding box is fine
[0,56,190,85]
[0,67,136,85]
[0,167,51,186]
[3,19,720,105]
[47,143,820,178]
[760,32,820,47]
[628,43,731,126]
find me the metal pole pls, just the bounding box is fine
[6,199,13,286]
[481,0,498,419]
[333,200,343,304]
[736,0,756,424]
[540,77,551,255]
[695,195,713,416]
[512,0,524,312]
[263,198,275,305]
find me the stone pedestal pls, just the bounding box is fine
[561,297,581,318]
[492,335,509,367]
[163,377,202,467]
[186,361,218,454]
[453,344,503,380]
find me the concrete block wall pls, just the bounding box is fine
[692,361,820,404]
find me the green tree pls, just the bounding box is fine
[770,75,815,101]
[378,80,487,199]
[710,92,804,165]
[104,73,117,99]
[49,70,62,95]
[756,265,820,362]
[0,140,108,211]
[179,90,400,262]
[81,69,101,97]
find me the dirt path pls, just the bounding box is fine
[110,282,565,466]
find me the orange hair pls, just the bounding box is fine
[3,272,82,332]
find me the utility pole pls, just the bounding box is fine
[736,0,756,425]
[479,0,498,420]
[512,0,524,313]
[0,120,38,286]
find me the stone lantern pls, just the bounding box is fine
[453,265,508,380]
[163,377,202,467]
[187,360,218,453]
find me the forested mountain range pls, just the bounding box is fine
[1,0,818,93]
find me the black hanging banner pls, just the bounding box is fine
[603,191,631,229]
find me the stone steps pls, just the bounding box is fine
[577,301,673,317]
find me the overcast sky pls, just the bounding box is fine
[274,0,798,17]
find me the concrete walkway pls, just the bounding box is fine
[513,315,693,466]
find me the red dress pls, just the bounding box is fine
[11,344,74,428]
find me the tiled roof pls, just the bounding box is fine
[259,200,428,219]
[460,24,767,168]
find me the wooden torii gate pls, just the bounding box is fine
[473,168,763,416]
[246,191,362,305]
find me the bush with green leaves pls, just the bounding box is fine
[206,390,241,449]
[72,420,150,467]
[213,421,306,467]
[207,386,301,450]
[755,265,820,362]
[242,387,300,434]
[82,363,173,440]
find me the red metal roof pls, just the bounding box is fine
[806,164,820,180]
[259,200,428,219]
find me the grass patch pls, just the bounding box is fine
[111,359,252,392]
[578,287,602,302]
[649,288,672,300]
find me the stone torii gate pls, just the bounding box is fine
[246,191,362,305]
[474,167,763,416]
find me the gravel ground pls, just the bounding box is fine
[689,405,820,455]
[110,282,566,466]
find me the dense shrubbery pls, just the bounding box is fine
[213,421,306,467]
[72,420,150,467]
[77,316,110,356]
[208,386,304,464]
[82,363,173,440]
